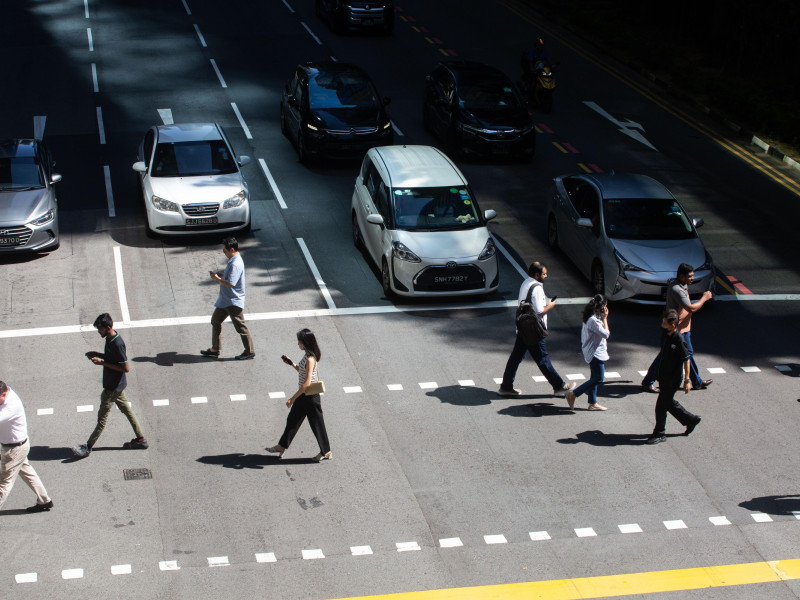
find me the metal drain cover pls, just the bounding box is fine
[123,468,152,481]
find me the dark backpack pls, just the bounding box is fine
[515,284,548,345]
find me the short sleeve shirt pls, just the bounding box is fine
[656,330,690,388]
[0,388,28,444]
[103,334,128,392]
[666,280,692,333]
[518,277,548,328]
[215,253,246,309]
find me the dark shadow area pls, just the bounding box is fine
[133,352,222,366]
[739,495,800,517]
[28,445,128,463]
[556,429,680,446]
[0,508,30,516]
[425,385,494,407]
[776,363,800,377]
[196,453,311,469]
[498,401,574,418]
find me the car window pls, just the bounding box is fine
[364,164,382,199]
[143,130,155,167]
[564,179,599,220]
[0,155,43,189]
[432,69,455,104]
[603,198,696,240]
[308,70,379,109]
[294,76,306,109]
[360,156,372,182]
[457,74,522,110]
[375,182,390,221]
[151,140,237,177]
[392,186,481,231]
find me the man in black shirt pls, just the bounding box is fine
[73,314,148,458]
[645,309,701,445]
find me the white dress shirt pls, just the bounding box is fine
[518,277,548,328]
[0,388,28,445]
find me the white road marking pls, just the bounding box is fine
[296,237,336,309]
[584,101,658,151]
[91,63,99,92]
[181,0,192,15]
[710,516,731,526]
[231,102,252,139]
[193,24,207,47]
[343,386,362,393]
[153,399,169,406]
[637,370,648,377]
[281,0,294,13]
[104,165,115,217]
[793,511,800,520]
[84,0,90,18]
[269,391,286,399]
[618,523,642,534]
[87,28,93,51]
[157,108,174,125]
[532,375,547,383]
[15,573,37,584]
[566,373,585,381]
[396,541,420,552]
[741,366,761,372]
[159,560,180,570]
[707,367,726,374]
[62,568,84,579]
[493,378,503,384]
[529,531,550,541]
[391,121,404,136]
[351,545,373,555]
[301,22,322,45]
[489,233,528,279]
[207,556,230,567]
[419,382,437,389]
[664,520,687,530]
[302,549,324,559]
[255,552,276,562]
[34,115,47,141]
[574,527,596,537]
[191,397,208,404]
[259,159,288,209]
[484,534,507,544]
[77,405,93,412]
[230,394,246,401]
[113,246,131,323]
[458,380,475,386]
[330,55,338,62]
[111,564,131,575]
[387,384,403,391]
[37,408,53,415]
[604,371,621,378]
[210,59,227,88]
[439,537,463,548]
[751,513,773,523]
[96,107,106,144]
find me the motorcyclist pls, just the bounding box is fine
[522,38,552,77]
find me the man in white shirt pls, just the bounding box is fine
[499,262,576,397]
[0,381,53,513]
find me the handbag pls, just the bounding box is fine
[515,284,548,345]
[306,366,326,395]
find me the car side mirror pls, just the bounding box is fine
[692,217,704,229]
[366,214,385,228]
[484,209,497,222]
[132,161,147,173]
[238,156,251,167]
[50,174,62,184]
[576,217,593,228]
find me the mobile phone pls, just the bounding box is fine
[281,355,293,365]
[550,295,558,301]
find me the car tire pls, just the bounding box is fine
[381,259,394,297]
[351,212,364,249]
[547,215,558,249]
[591,261,605,295]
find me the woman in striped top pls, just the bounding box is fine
[266,328,331,462]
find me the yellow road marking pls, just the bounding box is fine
[552,141,568,153]
[330,558,800,599]
[578,162,592,173]
[438,48,449,57]
[715,275,737,295]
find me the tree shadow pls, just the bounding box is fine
[196,453,312,470]
[556,429,680,446]
[739,495,800,516]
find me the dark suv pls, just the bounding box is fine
[423,61,536,160]
[315,0,394,34]
[280,62,393,162]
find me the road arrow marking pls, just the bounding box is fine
[584,101,658,151]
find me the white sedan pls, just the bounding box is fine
[133,123,251,236]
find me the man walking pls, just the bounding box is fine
[641,263,713,393]
[498,261,576,398]
[73,313,148,458]
[201,237,255,360]
[0,381,53,512]
[645,310,702,444]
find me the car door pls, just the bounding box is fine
[569,181,604,278]
[284,71,305,143]
[359,163,386,265]
[428,68,456,140]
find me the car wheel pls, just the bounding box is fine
[547,215,558,249]
[591,261,605,295]
[381,259,394,297]
[352,212,364,249]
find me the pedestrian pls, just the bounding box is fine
[645,309,701,445]
[566,294,610,411]
[72,313,148,458]
[200,237,255,360]
[265,328,332,462]
[498,261,576,398]
[641,263,713,393]
[0,381,54,512]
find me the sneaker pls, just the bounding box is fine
[123,437,149,450]
[200,349,220,357]
[72,444,91,458]
[553,382,576,397]
[497,387,521,397]
[312,452,332,462]
[26,500,54,513]
[645,435,666,445]
[641,383,659,393]
[235,352,256,360]
[588,403,608,411]
[685,417,701,436]
[565,391,576,409]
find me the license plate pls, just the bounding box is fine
[0,237,21,245]
[361,19,376,25]
[434,275,469,284]
[186,217,218,226]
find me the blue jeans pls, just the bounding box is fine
[501,334,565,391]
[573,357,605,405]
[643,332,702,387]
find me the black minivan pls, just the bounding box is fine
[315,0,394,34]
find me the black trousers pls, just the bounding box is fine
[653,385,697,435]
[279,393,330,454]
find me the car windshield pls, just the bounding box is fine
[308,70,380,109]
[392,187,482,231]
[603,198,696,240]
[151,140,237,177]
[0,156,43,189]
[457,75,522,110]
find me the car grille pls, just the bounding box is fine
[327,126,380,135]
[347,6,387,19]
[0,224,33,247]
[183,203,219,217]
[413,265,486,292]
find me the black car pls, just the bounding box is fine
[315,0,394,34]
[280,62,394,163]
[423,61,536,160]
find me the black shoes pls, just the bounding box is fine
[123,437,149,450]
[641,383,659,394]
[26,500,53,513]
[645,435,666,445]
[692,379,713,390]
[235,352,256,360]
[685,417,701,436]
[200,349,220,357]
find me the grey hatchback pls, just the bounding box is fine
[0,139,61,252]
[547,172,713,303]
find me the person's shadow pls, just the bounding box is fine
[739,494,800,516]
[133,352,221,366]
[497,402,574,417]
[28,445,135,463]
[196,453,312,469]
[557,429,676,446]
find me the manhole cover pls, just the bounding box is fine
[123,468,152,481]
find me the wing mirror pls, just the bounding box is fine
[132,161,147,173]
[50,174,62,184]
[238,156,251,167]
[692,217,705,229]
[576,217,593,228]
[484,209,497,222]
[366,214,385,228]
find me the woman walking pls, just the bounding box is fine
[566,295,610,411]
[266,329,332,462]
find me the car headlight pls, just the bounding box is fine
[383,121,392,130]
[614,249,646,278]
[28,209,55,226]
[152,195,179,212]
[223,191,246,209]
[391,241,421,263]
[479,237,496,260]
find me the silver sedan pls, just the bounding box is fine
[546,172,713,303]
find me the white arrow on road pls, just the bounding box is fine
[583,101,658,151]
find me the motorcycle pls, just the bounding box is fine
[520,58,556,114]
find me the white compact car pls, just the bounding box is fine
[133,123,251,236]
[351,145,498,297]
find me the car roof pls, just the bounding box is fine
[574,172,674,200]
[300,61,368,78]
[0,139,36,158]
[155,123,223,143]
[370,145,467,188]
[439,60,510,81]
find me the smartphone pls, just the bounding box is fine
[550,295,558,301]
[281,355,293,365]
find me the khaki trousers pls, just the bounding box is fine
[211,306,254,353]
[0,440,50,509]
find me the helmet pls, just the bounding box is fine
[534,38,544,52]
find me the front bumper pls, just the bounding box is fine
[459,129,536,157]
[306,127,394,159]
[0,221,59,252]
[148,202,250,235]
[608,268,715,304]
[389,255,499,297]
